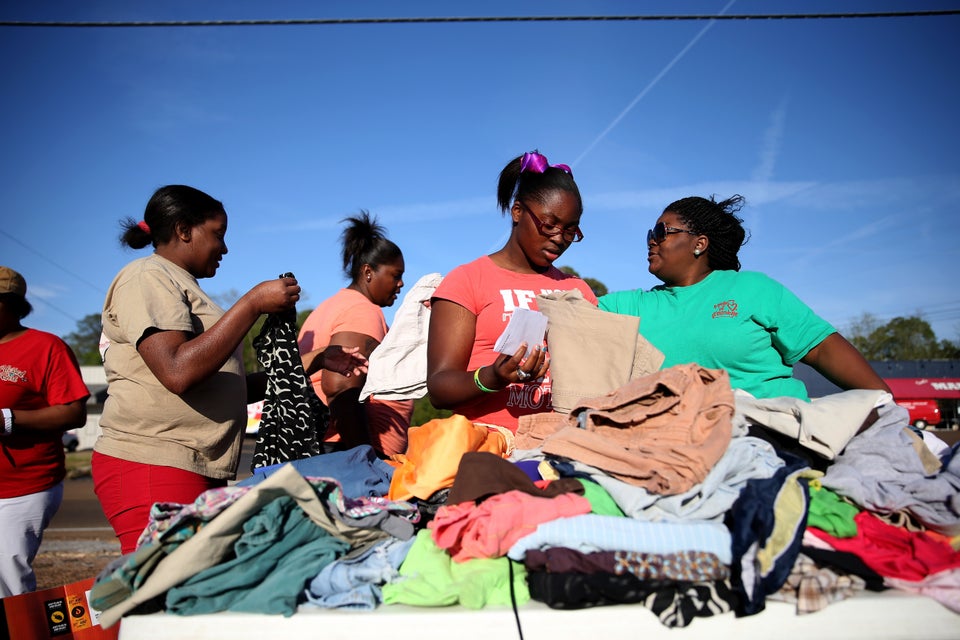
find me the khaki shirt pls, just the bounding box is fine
[97,254,245,480]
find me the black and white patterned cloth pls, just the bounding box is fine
[251,308,328,471]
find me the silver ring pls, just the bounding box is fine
[516,368,531,381]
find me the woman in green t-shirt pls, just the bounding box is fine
[599,194,889,401]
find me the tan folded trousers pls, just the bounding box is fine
[537,289,664,414]
[516,364,735,496]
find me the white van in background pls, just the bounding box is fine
[63,365,107,451]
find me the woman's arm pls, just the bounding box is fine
[138,278,300,395]
[9,401,87,433]
[245,345,369,404]
[425,299,546,409]
[426,299,485,409]
[801,332,891,393]
[321,331,380,450]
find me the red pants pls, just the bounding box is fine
[91,451,226,554]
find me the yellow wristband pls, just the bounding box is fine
[473,367,498,393]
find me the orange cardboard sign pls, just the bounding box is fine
[1,577,119,640]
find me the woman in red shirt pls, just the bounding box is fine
[0,266,89,596]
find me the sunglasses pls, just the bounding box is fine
[647,221,698,245]
[519,201,584,243]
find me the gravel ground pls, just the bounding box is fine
[33,540,121,591]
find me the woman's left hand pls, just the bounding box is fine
[320,345,369,378]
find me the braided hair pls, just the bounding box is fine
[665,195,749,271]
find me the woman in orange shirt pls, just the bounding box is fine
[298,212,412,457]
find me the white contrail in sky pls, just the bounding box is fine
[746,95,789,239]
[752,97,789,184]
[572,0,738,168]
[487,1,738,252]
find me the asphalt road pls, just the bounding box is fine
[44,437,257,546]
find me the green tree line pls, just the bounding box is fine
[847,313,959,360]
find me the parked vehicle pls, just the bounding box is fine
[896,399,941,430]
[246,400,263,436]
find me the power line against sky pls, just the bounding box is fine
[2,9,959,28]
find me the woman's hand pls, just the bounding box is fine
[316,345,369,378]
[245,276,301,315]
[489,342,549,387]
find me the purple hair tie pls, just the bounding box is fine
[520,151,572,177]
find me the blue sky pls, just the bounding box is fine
[2,0,959,347]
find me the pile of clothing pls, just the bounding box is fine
[90,363,960,630]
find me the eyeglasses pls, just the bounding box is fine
[519,201,584,243]
[647,221,698,245]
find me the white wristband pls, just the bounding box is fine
[1,408,12,436]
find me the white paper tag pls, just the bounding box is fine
[494,308,548,358]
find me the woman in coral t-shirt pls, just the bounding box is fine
[427,151,597,434]
[299,212,412,457]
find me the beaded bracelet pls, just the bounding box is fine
[473,367,498,393]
